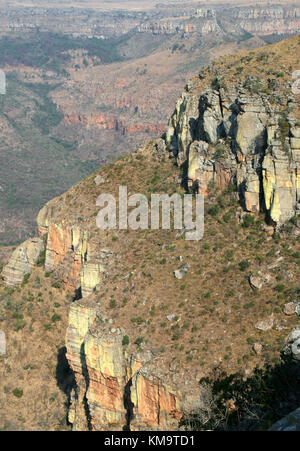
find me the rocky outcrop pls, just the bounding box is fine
[63,112,165,136]
[39,224,113,295]
[1,237,44,286]
[270,407,300,431]
[165,76,300,226]
[137,6,300,37]
[230,6,300,36]
[137,18,219,36]
[65,299,188,431]
[282,326,300,361]
[2,35,300,431]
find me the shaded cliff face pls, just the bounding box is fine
[2,35,300,431]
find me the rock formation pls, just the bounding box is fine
[165,69,300,226]
[282,326,300,361]
[1,237,44,286]
[2,4,299,40]
[65,299,194,431]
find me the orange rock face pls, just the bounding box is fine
[43,223,90,292]
[130,373,182,431]
[65,302,185,431]
[63,110,165,135]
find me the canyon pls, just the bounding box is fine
[1,35,300,431]
[1,1,300,244]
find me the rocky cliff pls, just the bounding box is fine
[229,5,300,36]
[2,35,300,431]
[138,5,300,38]
[166,40,300,226]
[1,3,299,40]
[66,300,186,431]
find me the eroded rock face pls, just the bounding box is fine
[130,370,182,431]
[282,326,300,361]
[65,299,188,431]
[166,81,300,226]
[37,203,113,295]
[44,223,89,292]
[1,237,44,286]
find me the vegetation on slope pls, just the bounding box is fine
[0,32,125,73]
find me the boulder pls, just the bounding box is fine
[283,302,296,316]
[174,263,190,280]
[94,175,105,186]
[2,237,44,286]
[253,343,263,355]
[255,315,274,331]
[249,272,272,290]
[282,326,300,361]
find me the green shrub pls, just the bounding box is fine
[223,212,231,223]
[214,144,228,161]
[208,204,220,217]
[109,299,116,308]
[135,337,143,346]
[12,388,23,398]
[37,249,46,267]
[22,274,30,285]
[51,313,61,323]
[239,260,250,271]
[122,335,130,346]
[51,281,61,289]
[242,214,255,228]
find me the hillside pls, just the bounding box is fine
[1,35,300,432]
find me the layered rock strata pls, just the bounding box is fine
[165,78,300,226]
[65,299,190,431]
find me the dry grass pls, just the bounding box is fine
[0,269,72,431]
[39,146,300,382]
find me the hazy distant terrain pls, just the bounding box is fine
[0,0,299,243]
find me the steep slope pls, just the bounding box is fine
[1,35,300,431]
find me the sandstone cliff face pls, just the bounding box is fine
[165,75,300,226]
[36,205,114,296]
[63,111,165,136]
[230,6,300,36]
[137,5,300,37]
[1,197,194,430]
[65,299,186,431]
